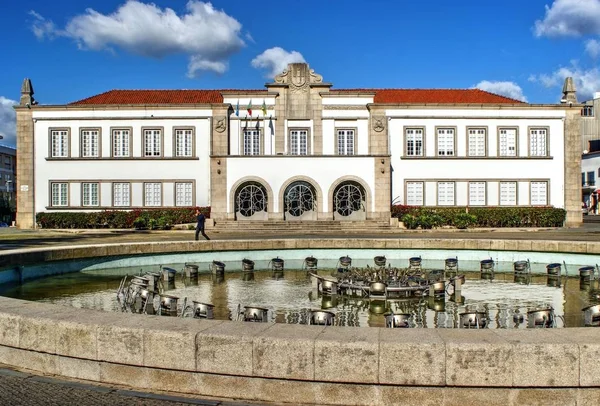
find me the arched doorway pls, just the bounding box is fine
[235,182,268,220]
[333,181,366,220]
[284,181,317,220]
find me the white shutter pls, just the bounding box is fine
[469,182,486,205]
[500,182,517,205]
[530,181,547,205]
[406,182,423,205]
[437,182,455,206]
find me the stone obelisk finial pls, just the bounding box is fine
[561,77,577,104]
[20,78,34,106]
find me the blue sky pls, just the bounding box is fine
[1,0,600,147]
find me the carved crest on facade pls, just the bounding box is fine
[214,116,227,133]
[372,116,386,133]
[273,63,324,93]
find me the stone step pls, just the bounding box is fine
[210,219,392,232]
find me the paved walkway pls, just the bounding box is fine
[2,222,600,250]
[0,365,270,406]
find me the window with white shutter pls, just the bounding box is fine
[468,128,486,157]
[437,182,455,206]
[499,128,517,157]
[500,181,517,205]
[81,130,99,157]
[112,129,130,157]
[436,128,455,156]
[175,129,193,157]
[144,183,162,206]
[144,129,162,157]
[406,182,424,205]
[113,183,130,207]
[289,129,308,155]
[529,128,548,156]
[243,129,261,155]
[468,182,486,206]
[405,128,423,156]
[530,181,548,205]
[51,130,69,157]
[337,129,355,155]
[51,183,68,206]
[175,182,193,206]
[82,183,99,206]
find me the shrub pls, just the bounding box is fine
[37,207,210,229]
[392,205,565,228]
[147,218,158,230]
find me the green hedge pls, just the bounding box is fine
[36,207,210,229]
[391,205,566,229]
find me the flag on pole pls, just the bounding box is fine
[261,99,267,116]
[235,100,239,117]
[244,115,248,129]
[268,116,274,136]
[247,99,252,116]
[255,117,260,130]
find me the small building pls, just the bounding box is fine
[14,64,582,228]
[0,144,16,224]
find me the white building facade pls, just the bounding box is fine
[15,64,582,228]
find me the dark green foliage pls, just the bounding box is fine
[392,205,565,228]
[36,207,210,229]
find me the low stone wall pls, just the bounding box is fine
[0,295,600,405]
[1,239,600,405]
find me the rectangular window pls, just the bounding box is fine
[468,128,486,157]
[175,182,193,206]
[82,182,99,206]
[175,129,193,157]
[406,182,424,205]
[405,128,423,156]
[500,181,517,205]
[499,128,517,157]
[51,130,69,157]
[113,183,130,207]
[51,182,68,206]
[583,172,586,186]
[530,181,548,205]
[337,129,355,155]
[436,128,455,156]
[112,129,130,157]
[243,129,261,155]
[144,129,162,157]
[289,129,308,155]
[437,182,455,206]
[81,129,99,157]
[144,182,161,206]
[529,128,548,157]
[582,106,594,117]
[469,182,486,206]
[588,171,596,186]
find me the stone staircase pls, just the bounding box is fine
[208,219,395,235]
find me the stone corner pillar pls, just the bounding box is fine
[15,106,35,229]
[564,109,582,227]
[209,105,232,221]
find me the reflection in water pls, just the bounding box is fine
[2,263,600,328]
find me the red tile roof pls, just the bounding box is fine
[70,90,225,105]
[70,88,525,105]
[331,89,525,104]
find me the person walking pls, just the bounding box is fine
[195,209,210,240]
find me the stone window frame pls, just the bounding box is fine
[404,180,425,206]
[241,127,264,155]
[288,127,311,156]
[403,126,425,157]
[49,128,71,158]
[112,182,131,207]
[499,181,518,206]
[173,127,196,158]
[528,126,550,157]
[174,181,196,207]
[468,181,487,206]
[81,182,100,207]
[110,127,134,158]
[49,181,70,207]
[143,182,163,207]
[529,180,549,206]
[436,181,456,206]
[335,127,358,156]
[434,126,457,157]
[79,127,102,158]
[142,126,164,158]
[497,127,519,157]
[466,126,488,157]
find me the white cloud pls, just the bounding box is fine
[29,1,245,76]
[0,97,17,148]
[473,80,528,102]
[585,39,600,58]
[534,0,600,37]
[251,47,306,79]
[29,10,61,40]
[530,61,600,100]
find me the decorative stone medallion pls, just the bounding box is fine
[214,117,227,133]
[372,116,386,132]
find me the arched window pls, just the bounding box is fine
[235,182,267,217]
[284,181,316,217]
[334,181,365,217]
